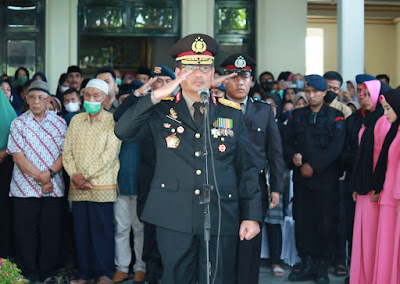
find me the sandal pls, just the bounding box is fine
[272,265,285,277]
[334,265,348,277]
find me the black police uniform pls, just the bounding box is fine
[235,97,284,284]
[114,93,262,284]
[283,104,345,264]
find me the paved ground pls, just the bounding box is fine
[32,261,347,284]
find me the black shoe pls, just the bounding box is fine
[344,276,349,284]
[315,261,329,284]
[288,256,314,281]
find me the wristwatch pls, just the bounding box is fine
[48,169,56,179]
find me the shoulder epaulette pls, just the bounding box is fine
[218,98,241,110]
[161,97,175,101]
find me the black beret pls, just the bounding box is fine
[170,33,219,65]
[151,65,176,79]
[305,75,327,91]
[137,66,151,76]
[220,53,256,73]
[117,81,143,99]
[67,65,82,75]
[356,74,376,84]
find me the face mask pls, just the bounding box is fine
[16,76,27,87]
[324,91,337,104]
[65,102,80,113]
[116,78,121,85]
[60,86,69,93]
[84,100,103,114]
[296,80,305,89]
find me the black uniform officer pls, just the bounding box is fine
[114,33,262,284]
[283,75,345,284]
[220,54,284,284]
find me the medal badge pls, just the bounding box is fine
[165,134,180,149]
[177,126,185,134]
[212,118,234,137]
[163,123,171,128]
[218,144,226,153]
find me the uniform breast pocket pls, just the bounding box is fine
[315,134,332,149]
[212,138,235,159]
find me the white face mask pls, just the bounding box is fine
[60,86,69,93]
[64,102,80,113]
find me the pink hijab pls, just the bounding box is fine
[358,80,382,143]
[361,80,381,111]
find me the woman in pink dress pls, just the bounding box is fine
[349,80,387,284]
[371,89,400,284]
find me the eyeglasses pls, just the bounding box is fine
[27,95,48,102]
[181,65,212,74]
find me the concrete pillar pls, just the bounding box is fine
[394,19,400,88]
[337,0,364,82]
[256,0,307,79]
[45,0,78,92]
[181,0,214,37]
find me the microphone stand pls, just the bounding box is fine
[200,99,213,284]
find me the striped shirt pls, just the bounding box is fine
[7,110,67,198]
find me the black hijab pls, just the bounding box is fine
[373,89,400,193]
[351,81,383,194]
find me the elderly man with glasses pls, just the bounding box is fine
[7,80,67,283]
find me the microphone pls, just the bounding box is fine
[198,87,210,105]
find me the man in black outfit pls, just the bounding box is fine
[284,75,345,284]
[220,53,284,284]
[114,33,262,284]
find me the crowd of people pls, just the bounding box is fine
[0,32,399,284]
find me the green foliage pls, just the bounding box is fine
[0,258,28,284]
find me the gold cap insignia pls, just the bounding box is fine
[234,56,247,69]
[192,37,207,54]
[154,66,162,74]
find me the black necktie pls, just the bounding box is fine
[193,102,203,128]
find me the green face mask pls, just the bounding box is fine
[84,100,103,114]
[16,76,27,87]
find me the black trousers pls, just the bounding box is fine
[14,197,63,281]
[344,177,356,259]
[265,223,283,265]
[156,226,237,284]
[235,173,266,284]
[0,156,14,259]
[143,222,162,282]
[293,182,338,259]
[333,179,347,265]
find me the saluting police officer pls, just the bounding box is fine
[283,75,345,284]
[220,54,284,284]
[114,34,262,284]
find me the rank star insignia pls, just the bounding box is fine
[218,144,226,153]
[165,134,180,149]
[234,56,246,69]
[191,37,207,54]
[170,108,178,119]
